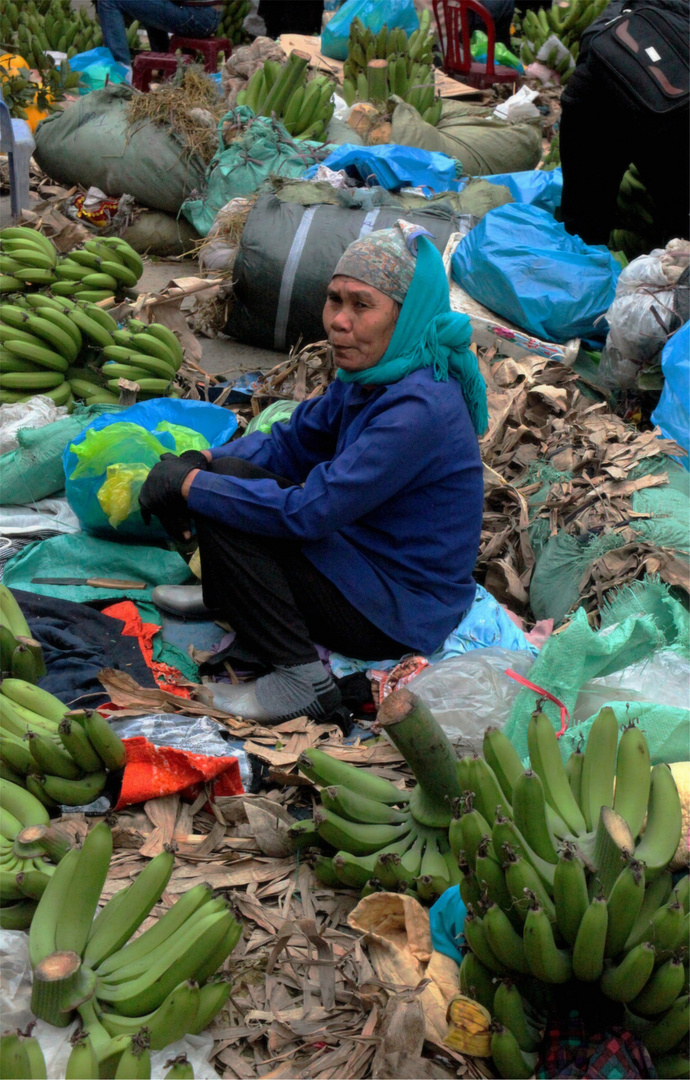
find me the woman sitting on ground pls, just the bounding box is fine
[140,221,487,724]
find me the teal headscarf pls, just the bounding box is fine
[335,224,488,436]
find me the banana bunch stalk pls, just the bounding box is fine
[236,52,337,143]
[217,0,251,45]
[518,0,610,74]
[0,674,127,812]
[294,690,465,903]
[0,774,71,930]
[455,710,687,1078]
[340,10,442,126]
[0,584,47,683]
[26,825,238,1071]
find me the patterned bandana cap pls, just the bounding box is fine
[332,219,429,304]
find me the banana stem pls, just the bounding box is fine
[30,950,81,1027]
[592,806,635,897]
[14,824,70,862]
[377,689,461,827]
[367,59,389,102]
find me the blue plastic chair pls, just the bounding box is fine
[0,84,36,220]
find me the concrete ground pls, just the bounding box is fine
[0,195,285,383]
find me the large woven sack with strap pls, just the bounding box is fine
[226,192,460,351]
[389,99,542,176]
[33,85,207,214]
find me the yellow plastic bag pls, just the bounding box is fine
[97,462,150,528]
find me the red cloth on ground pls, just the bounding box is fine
[102,600,191,698]
[115,736,243,810]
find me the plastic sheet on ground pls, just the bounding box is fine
[652,322,690,469]
[302,143,462,194]
[478,166,562,214]
[0,930,216,1079]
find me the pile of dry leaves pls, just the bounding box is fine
[476,349,687,621]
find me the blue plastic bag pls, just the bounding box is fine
[452,203,620,343]
[321,0,419,60]
[429,886,467,964]
[302,143,461,194]
[478,167,562,214]
[651,323,690,471]
[63,399,238,538]
[63,47,130,93]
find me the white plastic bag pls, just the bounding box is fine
[404,648,535,752]
[493,85,540,122]
[0,396,69,455]
[573,648,690,721]
[602,239,689,389]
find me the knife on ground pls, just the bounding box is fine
[31,577,147,589]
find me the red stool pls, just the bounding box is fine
[432,0,517,89]
[131,52,192,92]
[168,36,232,73]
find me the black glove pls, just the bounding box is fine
[139,452,208,540]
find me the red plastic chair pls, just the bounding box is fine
[432,0,518,89]
[131,52,192,92]
[168,36,232,73]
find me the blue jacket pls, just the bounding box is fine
[188,367,483,654]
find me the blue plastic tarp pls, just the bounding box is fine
[452,203,620,344]
[302,143,461,194]
[63,47,129,93]
[321,0,419,60]
[478,167,562,214]
[651,322,690,471]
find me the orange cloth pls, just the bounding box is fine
[102,600,191,699]
[115,736,243,810]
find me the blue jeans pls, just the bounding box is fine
[97,0,220,64]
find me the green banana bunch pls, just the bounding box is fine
[0,226,58,295]
[0,674,127,821]
[27,825,239,1057]
[342,11,441,125]
[0,776,71,929]
[518,0,611,72]
[295,694,686,1078]
[0,1032,48,1080]
[236,55,336,143]
[218,0,251,43]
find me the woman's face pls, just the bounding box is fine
[323,276,399,373]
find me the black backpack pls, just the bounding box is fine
[587,1,689,113]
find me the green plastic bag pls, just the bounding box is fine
[154,422,210,454]
[245,400,299,435]
[470,30,523,72]
[181,107,328,237]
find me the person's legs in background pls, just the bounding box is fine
[468,0,515,48]
[97,0,220,64]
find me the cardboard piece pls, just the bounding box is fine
[278,33,479,97]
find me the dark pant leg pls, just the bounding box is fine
[193,457,410,667]
[560,69,634,246]
[630,108,690,247]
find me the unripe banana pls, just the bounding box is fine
[482,726,524,803]
[0,777,51,827]
[58,715,104,773]
[65,1034,99,1080]
[38,769,107,806]
[145,323,183,369]
[1,677,68,723]
[82,709,126,770]
[459,950,495,1014]
[523,900,572,983]
[641,993,689,1055]
[314,807,411,856]
[463,905,507,973]
[493,979,540,1053]
[29,847,80,966]
[483,901,529,974]
[580,706,618,831]
[164,1054,195,1079]
[630,956,685,1015]
[512,769,558,864]
[27,730,83,780]
[600,941,656,1002]
[490,1021,537,1080]
[0,227,57,260]
[572,894,608,981]
[553,844,589,946]
[102,361,156,382]
[527,709,586,836]
[297,747,409,804]
[321,784,409,824]
[114,1032,151,1079]
[634,764,683,880]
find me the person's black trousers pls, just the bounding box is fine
[192,458,410,668]
[560,66,690,248]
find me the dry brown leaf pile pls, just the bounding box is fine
[476,350,687,621]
